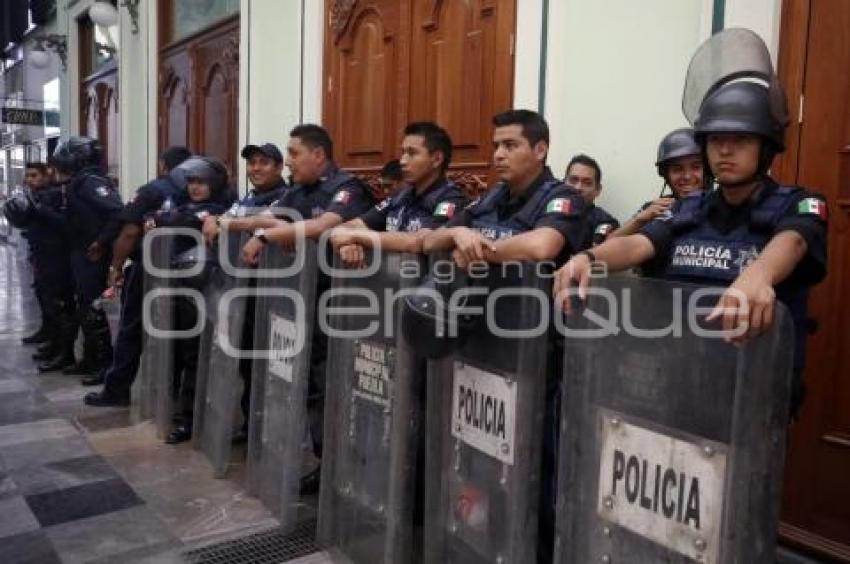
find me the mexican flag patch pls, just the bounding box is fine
[333,190,351,205]
[434,201,456,218]
[545,198,572,214]
[797,197,827,220]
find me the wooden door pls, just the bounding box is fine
[775,1,850,560]
[158,15,239,181]
[324,0,516,193]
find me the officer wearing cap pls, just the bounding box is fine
[46,137,122,374]
[564,153,620,248]
[609,127,707,238]
[555,79,827,419]
[84,146,192,406]
[238,124,375,493]
[329,121,467,267]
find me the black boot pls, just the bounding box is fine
[22,326,51,345]
[84,388,130,407]
[81,369,105,387]
[62,335,98,375]
[38,352,76,373]
[32,343,59,361]
[165,424,192,444]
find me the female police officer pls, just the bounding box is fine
[554,78,827,419]
[608,127,707,238]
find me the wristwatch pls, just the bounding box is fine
[579,250,597,263]
[253,228,269,244]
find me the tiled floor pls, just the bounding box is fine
[0,236,278,564]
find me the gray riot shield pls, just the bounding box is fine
[193,231,254,477]
[316,252,426,563]
[244,241,317,527]
[424,262,551,564]
[554,276,793,564]
[138,232,177,439]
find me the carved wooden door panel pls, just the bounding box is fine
[324,0,516,193]
[409,0,516,178]
[776,1,850,560]
[158,16,239,181]
[81,69,119,179]
[324,0,410,175]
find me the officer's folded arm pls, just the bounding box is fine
[484,227,566,263]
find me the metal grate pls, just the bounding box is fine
[183,519,319,564]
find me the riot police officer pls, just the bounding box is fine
[554,81,827,420]
[609,127,707,238]
[418,110,589,564]
[330,121,467,266]
[83,146,192,405]
[149,157,233,443]
[19,162,53,345]
[44,138,123,373]
[563,153,620,248]
[237,124,376,493]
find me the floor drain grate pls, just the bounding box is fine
[183,519,319,563]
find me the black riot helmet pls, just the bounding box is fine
[176,156,230,201]
[655,128,701,177]
[51,136,103,175]
[401,268,484,360]
[694,80,787,174]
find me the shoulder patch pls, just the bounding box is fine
[333,190,352,205]
[95,186,110,197]
[594,222,614,235]
[797,197,828,221]
[545,198,572,215]
[434,201,457,218]
[375,197,392,212]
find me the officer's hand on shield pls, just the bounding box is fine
[241,235,264,266]
[339,243,366,268]
[452,227,496,264]
[202,215,220,246]
[553,252,593,315]
[86,241,105,262]
[329,229,355,250]
[707,268,776,344]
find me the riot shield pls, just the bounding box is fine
[423,261,551,564]
[316,251,426,563]
[244,240,316,528]
[682,27,787,128]
[554,276,793,564]
[138,232,176,439]
[193,231,253,477]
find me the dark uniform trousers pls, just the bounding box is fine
[102,261,144,396]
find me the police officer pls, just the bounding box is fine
[19,162,54,345]
[237,124,376,493]
[377,158,404,197]
[609,127,707,238]
[420,110,589,564]
[564,153,620,247]
[45,137,123,374]
[330,121,467,266]
[83,146,192,405]
[149,157,233,443]
[554,80,827,419]
[4,164,77,368]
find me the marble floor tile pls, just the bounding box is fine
[25,476,142,528]
[0,495,40,537]
[44,505,178,564]
[0,436,94,471]
[0,529,62,564]
[0,418,79,448]
[0,379,33,395]
[10,455,119,496]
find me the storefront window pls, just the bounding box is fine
[170,0,239,42]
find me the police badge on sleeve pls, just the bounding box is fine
[96,186,110,197]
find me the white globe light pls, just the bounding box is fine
[29,49,50,69]
[89,2,119,27]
